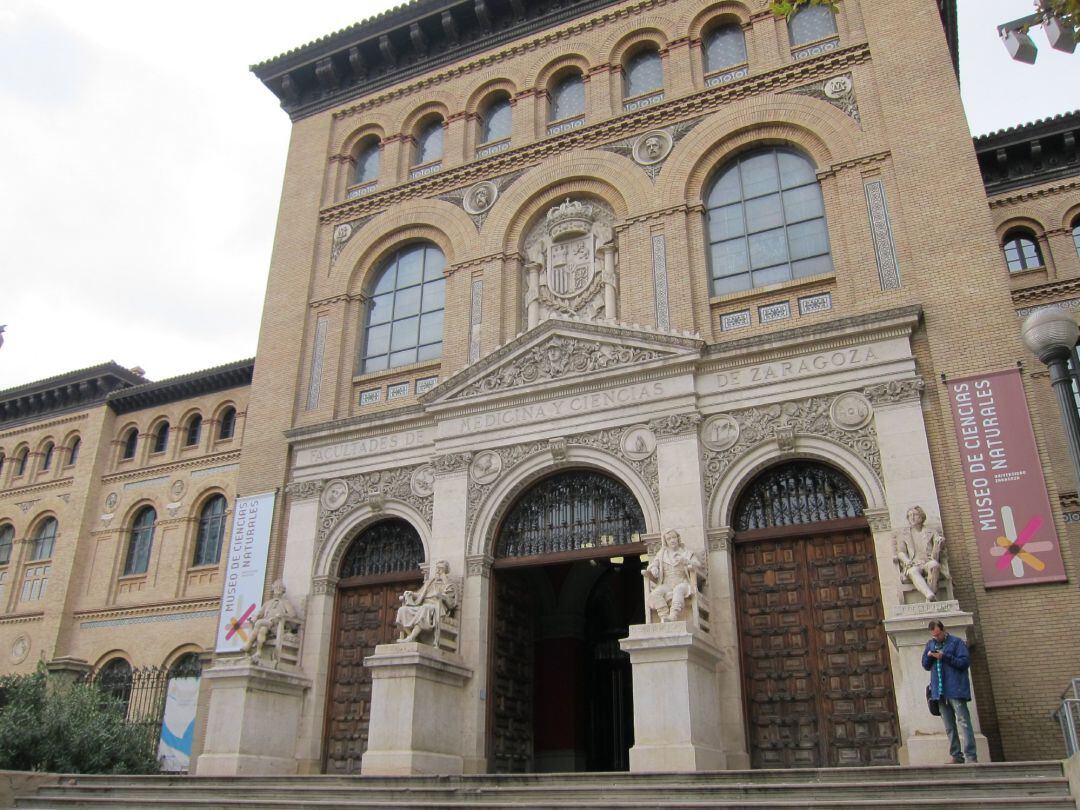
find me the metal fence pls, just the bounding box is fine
[1053,678,1080,757]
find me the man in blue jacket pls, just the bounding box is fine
[923,619,978,764]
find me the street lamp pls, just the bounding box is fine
[1021,307,1080,488]
[999,9,1077,63]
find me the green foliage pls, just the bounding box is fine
[0,665,160,774]
[769,0,840,20]
[1040,0,1079,27]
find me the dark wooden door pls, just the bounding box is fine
[489,571,535,773]
[323,579,419,774]
[736,528,899,768]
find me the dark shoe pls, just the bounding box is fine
[946,757,964,764]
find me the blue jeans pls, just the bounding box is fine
[940,698,977,762]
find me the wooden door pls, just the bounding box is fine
[736,528,898,768]
[323,579,418,774]
[489,571,535,773]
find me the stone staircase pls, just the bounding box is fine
[14,762,1076,809]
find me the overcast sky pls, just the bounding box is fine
[0,0,1076,390]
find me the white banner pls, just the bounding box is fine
[157,676,199,772]
[215,491,276,652]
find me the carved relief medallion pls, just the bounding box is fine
[463,181,498,215]
[104,492,118,511]
[470,451,503,485]
[321,479,350,511]
[632,130,673,166]
[830,392,874,431]
[333,223,352,243]
[10,635,29,665]
[170,479,186,501]
[410,465,436,498]
[823,75,853,99]
[701,414,740,451]
[620,425,656,461]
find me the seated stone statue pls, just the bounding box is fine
[893,505,945,601]
[244,580,301,667]
[643,529,706,623]
[396,560,459,648]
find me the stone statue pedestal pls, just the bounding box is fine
[194,659,310,775]
[882,601,990,765]
[619,621,725,772]
[361,642,473,776]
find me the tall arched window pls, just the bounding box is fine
[152,422,169,454]
[121,428,138,460]
[218,407,236,440]
[480,94,512,144]
[706,146,832,294]
[0,453,5,480]
[1003,229,1044,272]
[413,118,444,165]
[354,138,381,186]
[41,442,54,472]
[67,437,80,466]
[1071,215,1079,256]
[97,658,134,714]
[185,415,202,447]
[0,524,13,566]
[194,495,228,567]
[29,517,56,560]
[703,23,747,74]
[361,243,446,373]
[789,5,837,46]
[15,449,28,477]
[623,47,663,99]
[124,507,156,576]
[549,71,585,122]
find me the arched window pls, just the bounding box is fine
[152,422,169,454]
[168,652,203,680]
[360,243,446,373]
[549,71,585,122]
[67,437,80,466]
[789,5,837,46]
[413,118,444,165]
[703,24,747,74]
[121,428,138,460]
[15,449,28,477]
[339,518,424,579]
[706,146,832,294]
[0,453,5,480]
[1071,215,1079,256]
[354,138,381,186]
[194,495,228,567]
[41,443,54,472]
[0,524,13,566]
[96,658,134,713]
[29,517,57,561]
[734,461,865,531]
[185,415,202,447]
[479,94,512,144]
[218,407,236,440]
[1003,229,1044,272]
[623,47,663,98]
[124,507,156,576]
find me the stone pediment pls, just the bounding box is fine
[422,319,703,405]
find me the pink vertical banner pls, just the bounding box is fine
[947,368,1067,588]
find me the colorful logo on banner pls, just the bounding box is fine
[947,369,1066,588]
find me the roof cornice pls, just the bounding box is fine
[106,359,254,415]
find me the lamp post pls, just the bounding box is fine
[1021,307,1080,488]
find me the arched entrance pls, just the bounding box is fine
[489,469,646,773]
[323,518,423,774]
[732,461,899,768]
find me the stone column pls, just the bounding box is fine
[882,603,991,765]
[525,262,542,329]
[293,575,338,773]
[600,245,617,322]
[620,622,725,771]
[706,527,750,769]
[361,642,473,775]
[461,553,493,774]
[45,656,91,695]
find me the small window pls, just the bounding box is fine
[789,5,838,46]
[185,415,202,447]
[152,422,169,454]
[1003,230,1044,272]
[549,72,585,122]
[0,525,13,566]
[1072,215,1079,256]
[413,118,444,165]
[361,243,446,373]
[124,507,156,576]
[480,95,512,144]
[29,517,57,561]
[704,24,747,73]
[121,428,138,460]
[41,443,54,472]
[218,407,236,440]
[194,495,228,567]
[354,138,381,186]
[15,449,28,477]
[67,437,80,466]
[624,48,663,98]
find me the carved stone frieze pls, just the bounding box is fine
[702,393,883,500]
[864,378,925,406]
[286,480,324,500]
[438,169,526,230]
[451,335,667,399]
[598,117,704,180]
[330,215,375,265]
[432,452,472,475]
[782,73,860,123]
[649,413,703,439]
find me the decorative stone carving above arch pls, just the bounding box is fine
[599,118,704,180]
[436,168,527,230]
